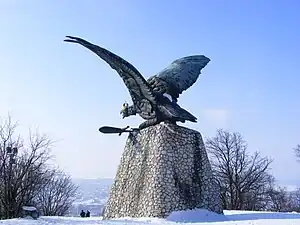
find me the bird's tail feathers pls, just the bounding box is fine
[161,103,197,123]
[175,107,197,122]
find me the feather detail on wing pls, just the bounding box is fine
[64,36,156,110]
[148,55,210,101]
[158,102,197,122]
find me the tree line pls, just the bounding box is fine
[206,129,300,212]
[0,115,78,219]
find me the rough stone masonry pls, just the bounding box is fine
[103,123,223,219]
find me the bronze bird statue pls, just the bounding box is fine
[64,36,210,130]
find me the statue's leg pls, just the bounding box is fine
[138,118,160,130]
[164,120,177,125]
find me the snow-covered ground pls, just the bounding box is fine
[2,179,299,224]
[1,209,300,225]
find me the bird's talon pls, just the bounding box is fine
[122,126,130,131]
[131,128,140,132]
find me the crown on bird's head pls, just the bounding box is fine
[122,102,129,110]
[120,102,129,118]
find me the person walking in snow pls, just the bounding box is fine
[86,210,90,217]
[80,210,86,217]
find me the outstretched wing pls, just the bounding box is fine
[64,36,156,111]
[147,55,210,101]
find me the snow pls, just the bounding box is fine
[167,208,229,222]
[1,209,300,225]
[21,206,37,211]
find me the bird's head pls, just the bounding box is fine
[120,102,129,119]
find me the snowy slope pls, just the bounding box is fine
[1,209,300,225]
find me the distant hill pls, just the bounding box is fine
[67,178,114,216]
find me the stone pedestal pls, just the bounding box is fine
[103,123,223,219]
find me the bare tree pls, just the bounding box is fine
[35,170,78,216]
[294,144,300,161]
[242,174,275,211]
[206,129,273,210]
[266,186,292,212]
[0,115,55,219]
[289,189,300,212]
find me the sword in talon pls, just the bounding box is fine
[99,126,139,136]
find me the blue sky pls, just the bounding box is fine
[0,0,299,187]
